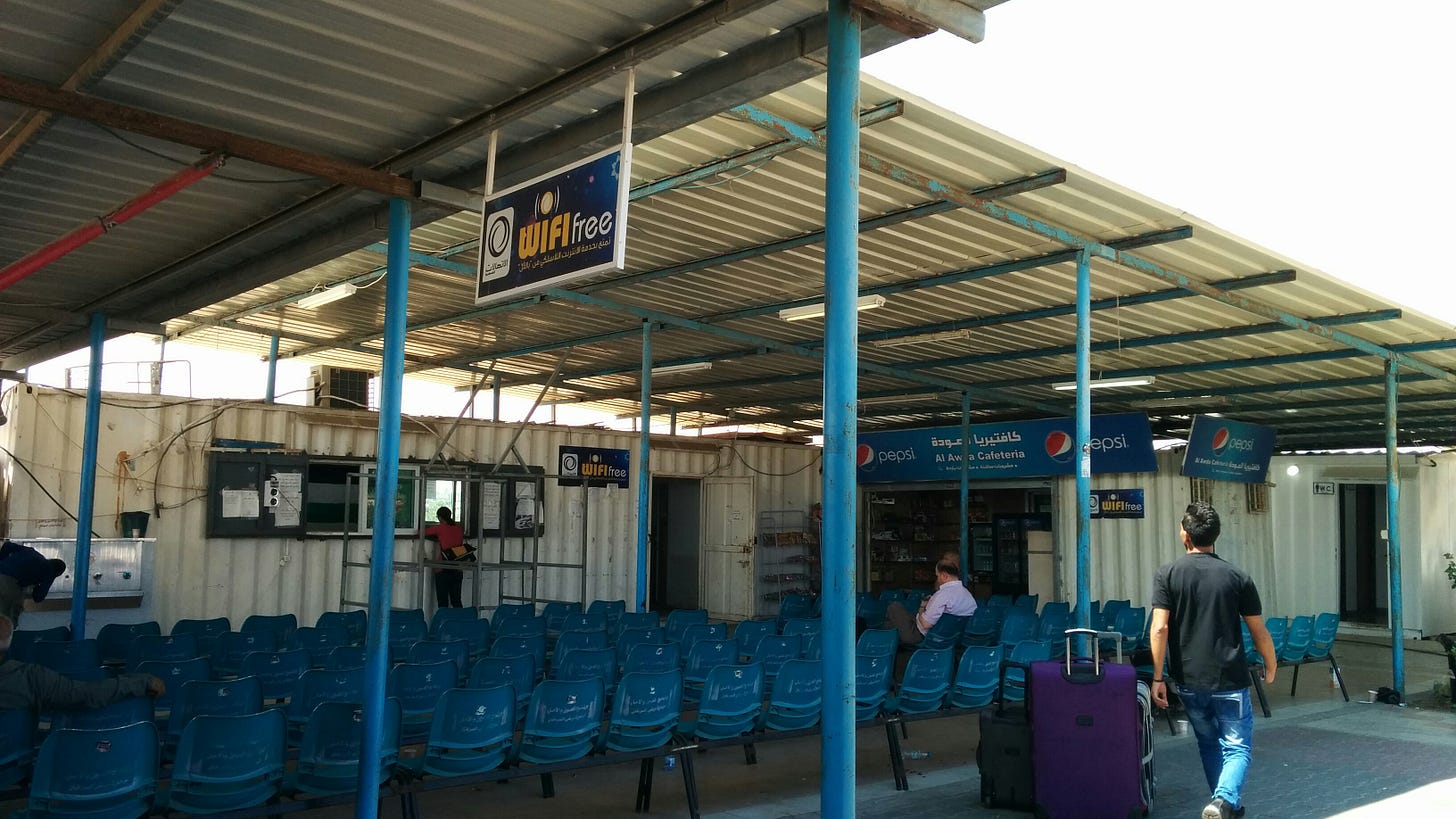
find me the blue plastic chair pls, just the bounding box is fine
[395,608,427,625]
[26,722,159,819]
[51,697,154,732]
[614,611,660,638]
[855,598,888,630]
[166,677,264,755]
[679,622,728,655]
[751,635,802,682]
[389,661,456,744]
[469,655,534,714]
[326,645,366,670]
[240,614,297,647]
[781,618,821,639]
[387,617,428,659]
[8,626,70,663]
[998,611,1039,649]
[516,678,604,765]
[288,700,400,797]
[554,629,609,663]
[1290,613,1348,700]
[239,649,311,702]
[615,627,665,669]
[777,594,814,628]
[920,613,969,651]
[878,589,905,603]
[962,608,1001,648]
[854,654,895,722]
[408,686,515,778]
[164,710,286,814]
[986,594,1013,610]
[1002,640,1054,703]
[682,639,738,704]
[135,657,210,720]
[1037,611,1073,657]
[492,602,535,623]
[285,668,364,743]
[902,590,930,611]
[1279,615,1314,663]
[290,626,350,668]
[494,616,547,640]
[490,634,547,680]
[586,600,626,634]
[97,622,162,665]
[541,601,583,634]
[436,618,492,661]
[212,631,277,678]
[887,648,953,715]
[1114,607,1148,654]
[32,639,102,676]
[552,647,619,699]
[315,611,366,646]
[125,634,199,672]
[428,607,479,638]
[1264,616,1289,660]
[663,609,709,643]
[1101,599,1131,625]
[601,670,681,753]
[1039,600,1070,619]
[950,645,1002,709]
[800,631,823,662]
[683,663,764,740]
[1013,593,1038,612]
[407,639,471,683]
[1,708,35,788]
[624,643,680,676]
[855,628,898,661]
[559,611,607,635]
[762,659,822,731]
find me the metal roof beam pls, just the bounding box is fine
[727,103,1456,385]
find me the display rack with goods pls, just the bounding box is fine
[756,509,819,619]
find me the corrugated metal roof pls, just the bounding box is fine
[3,3,1453,448]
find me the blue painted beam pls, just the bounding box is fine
[636,322,652,612]
[1385,360,1405,696]
[70,312,105,639]
[1074,249,1092,650]
[362,244,476,276]
[959,391,970,583]
[728,103,1456,385]
[264,334,279,403]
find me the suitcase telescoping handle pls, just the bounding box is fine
[996,660,1032,714]
[1062,627,1125,676]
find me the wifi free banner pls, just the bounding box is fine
[855,412,1157,482]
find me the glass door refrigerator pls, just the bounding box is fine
[991,512,1051,598]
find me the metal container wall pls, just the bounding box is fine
[0,388,821,629]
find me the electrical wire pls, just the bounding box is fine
[0,443,101,537]
[94,123,317,185]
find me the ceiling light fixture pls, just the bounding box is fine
[296,283,358,309]
[868,328,972,348]
[650,361,713,377]
[859,392,942,406]
[778,294,886,322]
[1051,375,1156,391]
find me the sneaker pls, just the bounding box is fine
[1202,797,1234,819]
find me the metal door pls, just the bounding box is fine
[701,477,755,620]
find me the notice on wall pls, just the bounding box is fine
[270,471,304,527]
[514,481,537,530]
[221,489,260,519]
[481,481,504,531]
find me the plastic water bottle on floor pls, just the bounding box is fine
[663,754,677,771]
[904,750,931,760]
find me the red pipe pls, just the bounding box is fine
[0,154,224,294]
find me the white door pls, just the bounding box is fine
[701,477,754,620]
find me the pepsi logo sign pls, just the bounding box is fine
[1210,427,1255,455]
[1045,431,1073,463]
[856,444,875,467]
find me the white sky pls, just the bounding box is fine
[864,0,1456,325]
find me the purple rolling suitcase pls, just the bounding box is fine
[1029,628,1147,819]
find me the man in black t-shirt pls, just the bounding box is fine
[1149,502,1276,819]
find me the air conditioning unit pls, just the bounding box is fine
[308,366,373,409]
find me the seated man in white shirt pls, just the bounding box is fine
[885,559,978,645]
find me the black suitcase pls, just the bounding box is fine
[976,662,1034,811]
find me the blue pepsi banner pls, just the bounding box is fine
[856,413,1157,483]
[558,445,630,488]
[1090,489,1146,519]
[476,146,630,305]
[1181,415,1276,484]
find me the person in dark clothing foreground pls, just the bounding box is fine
[0,614,164,713]
[0,540,67,627]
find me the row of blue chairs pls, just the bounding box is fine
[1243,612,1347,700]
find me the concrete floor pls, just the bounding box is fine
[4,637,1452,818]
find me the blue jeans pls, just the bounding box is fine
[1176,685,1253,807]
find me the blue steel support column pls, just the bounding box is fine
[264,334,279,403]
[356,198,410,819]
[636,321,652,612]
[492,374,501,421]
[823,2,859,816]
[959,391,970,583]
[1384,359,1405,695]
[1074,249,1093,651]
[70,312,105,639]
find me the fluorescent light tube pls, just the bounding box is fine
[650,361,713,376]
[296,283,358,309]
[859,392,942,406]
[778,294,887,322]
[869,328,972,348]
[1051,375,1156,391]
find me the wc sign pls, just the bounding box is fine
[558,445,630,489]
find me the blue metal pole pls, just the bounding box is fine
[264,334,279,403]
[959,390,970,584]
[70,312,105,640]
[492,374,501,421]
[356,197,410,819]
[1074,249,1093,651]
[823,2,859,815]
[1384,359,1405,695]
[636,321,652,612]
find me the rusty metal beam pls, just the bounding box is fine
[0,0,179,174]
[0,73,416,199]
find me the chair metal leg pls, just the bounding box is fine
[635,757,654,812]
[1250,666,1272,717]
[743,741,757,766]
[1291,662,1301,696]
[1329,655,1350,701]
[680,745,702,819]
[539,772,554,799]
[885,718,908,791]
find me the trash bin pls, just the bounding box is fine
[119,511,150,538]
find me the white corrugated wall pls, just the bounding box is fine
[1051,449,1277,614]
[1416,452,1456,635]
[0,388,821,630]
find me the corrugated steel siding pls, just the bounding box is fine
[1051,449,1277,613]
[0,387,821,628]
[1416,452,1456,635]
